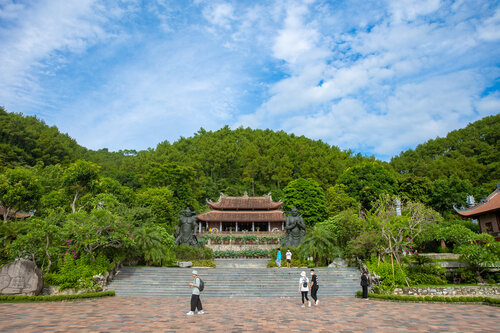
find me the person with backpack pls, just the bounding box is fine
[299,271,311,307]
[187,270,204,315]
[310,269,319,305]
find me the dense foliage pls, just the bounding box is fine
[0,108,499,288]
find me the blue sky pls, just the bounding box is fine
[1,0,499,160]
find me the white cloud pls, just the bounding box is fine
[477,8,500,41]
[475,93,500,116]
[389,0,441,23]
[203,2,235,29]
[0,0,125,114]
[0,0,498,158]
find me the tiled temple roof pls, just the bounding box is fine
[455,185,500,217]
[197,210,285,222]
[207,193,282,210]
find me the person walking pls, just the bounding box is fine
[299,271,311,308]
[286,249,292,268]
[361,271,369,300]
[187,270,204,315]
[276,248,282,268]
[310,269,319,305]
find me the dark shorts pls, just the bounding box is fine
[286,259,291,263]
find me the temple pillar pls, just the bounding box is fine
[252,222,255,232]
[236,222,238,232]
[199,222,201,234]
[220,222,222,232]
[268,222,270,232]
[282,222,284,230]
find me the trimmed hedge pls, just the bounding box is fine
[356,291,500,306]
[0,290,115,303]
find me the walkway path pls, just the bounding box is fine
[0,297,498,332]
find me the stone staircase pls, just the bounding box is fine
[108,261,361,298]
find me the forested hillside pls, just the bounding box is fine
[1,107,499,286]
[0,107,86,167]
[1,108,499,216]
[390,114,500,211]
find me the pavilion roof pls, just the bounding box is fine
[197,210,285,222]
[455,185,500,217]
[207,193,282,210]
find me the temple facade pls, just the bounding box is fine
[455,184,500,241]
[196,193,285,233]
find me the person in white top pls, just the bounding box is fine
[286,250,292,268]
[298,271,311,307]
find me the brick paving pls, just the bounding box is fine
[0,297,499,332]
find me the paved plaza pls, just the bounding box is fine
[0,296,498,332]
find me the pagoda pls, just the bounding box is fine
[196,192,285,233]
[454,184,500,241]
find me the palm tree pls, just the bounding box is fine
[134,226,168,266]
[298,225,339,266]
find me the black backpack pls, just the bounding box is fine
[198,278,205,292]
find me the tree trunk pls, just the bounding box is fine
[440,239,447,249]
[45,234,52,272]
[71,190,79,213]
[476,270,486,284]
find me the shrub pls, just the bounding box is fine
[365,257,407,287]
[267,261,278,268]
[174,245,213,260]
[192,259,216,267]
[406,263,447,285]
[44,253,111,290]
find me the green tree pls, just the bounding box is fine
[318,210,364,248]
[64,209,133,262]
[298,224,340,266]
[325,184,360,216]
[283,178,328,226]
[133,224,175,266]
[0,167,41,223]
[455,234,500,283]
[136,187,176,232]
[397,175,432,205]
[430,174,474,214]
[6,214,64,272]
[63,160,100,212]
[144,163,198,210]
[337,161,398,210]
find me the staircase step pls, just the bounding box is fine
[108,263,362,298]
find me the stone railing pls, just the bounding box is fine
[393,286,500,297]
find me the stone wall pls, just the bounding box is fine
[393,286,500,297]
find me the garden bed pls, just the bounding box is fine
[0,291,115,303]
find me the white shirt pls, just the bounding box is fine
[299,277,309,292]
[286,251,292,260]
